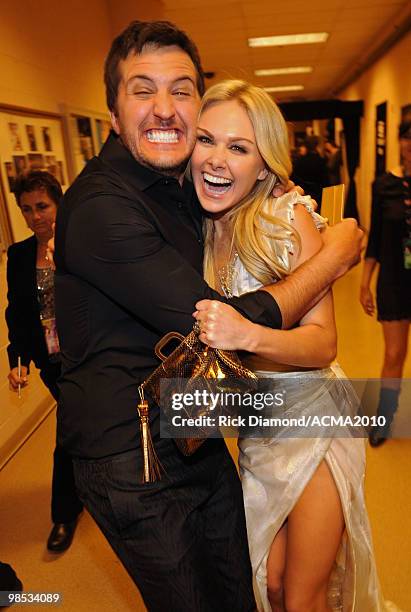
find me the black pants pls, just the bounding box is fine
[73,437,255,612]
[40,363,83,523]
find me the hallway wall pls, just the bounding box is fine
[0,1,113,115]
[340,30,411,227]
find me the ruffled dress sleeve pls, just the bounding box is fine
[265,191,327,270]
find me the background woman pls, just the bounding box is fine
[360,120,411,446]
[6,171,82,552]
[191,80,388,611]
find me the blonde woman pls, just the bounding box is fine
[191,81,390,611]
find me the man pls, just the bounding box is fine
[6,172,82,553]
[324,140,343,185]
[54,21,363,611]
[292,135,329,211]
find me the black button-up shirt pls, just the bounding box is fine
[54,133,281,458]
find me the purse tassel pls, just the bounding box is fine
[137,387,163,483]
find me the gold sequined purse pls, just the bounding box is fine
[137,323,257,482]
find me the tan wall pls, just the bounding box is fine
[339,31,411,228]
[0,0,114,115]
[106,0,165,37]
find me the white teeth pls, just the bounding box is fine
[146,130,179,143]
[203,172,232,185]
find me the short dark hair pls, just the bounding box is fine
[104,20,205,113]
[13,171,63,207]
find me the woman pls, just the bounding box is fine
[6,171,82,552]
[190,81,389,611]
[360,120,411,447]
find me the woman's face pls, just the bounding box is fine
[191,100,267,217]
[19,189,57,240]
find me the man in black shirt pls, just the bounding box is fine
[54,21,363,611]
[292,135,329,212]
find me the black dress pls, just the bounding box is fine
[365,171,411,321]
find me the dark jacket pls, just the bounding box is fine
[292,152,329,206]
[5,235,49,370]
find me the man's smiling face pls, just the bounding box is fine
[110,45,201,180]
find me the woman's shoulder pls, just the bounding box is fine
[7,235,36,259]
[373,170,402,192]
[264,192,326,230]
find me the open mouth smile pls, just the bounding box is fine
[202,172,233,195]
[145,129,180,144]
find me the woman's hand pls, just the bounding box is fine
[46,223,56,269]
[360,285,375,316]
[193,300,255,350]
[8,366,29,392]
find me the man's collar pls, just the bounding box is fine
[99,131,186,192]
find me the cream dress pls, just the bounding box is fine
[228,192,397,611]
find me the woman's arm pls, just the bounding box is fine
[5,247,33,369]
[194,205,337,368]
[359,182,381,316]
[359,257,378,316]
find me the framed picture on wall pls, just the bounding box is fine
[25,125,38,151]
[375,102,387,178]
[8,122,23,151]
[60,105,111,179]
[0,105,69,246]
[95,118,111,150]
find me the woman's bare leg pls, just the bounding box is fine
[370,320,410,445]
[381,320,410,384]
[266,522,287,611]
[282,460,344,612]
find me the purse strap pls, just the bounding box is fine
[154,331,185,361]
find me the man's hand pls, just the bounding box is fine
[321,218,364,277]
[272,180,318,211]
[8,366,29,392]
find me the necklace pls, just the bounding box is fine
[36,242,52,269]
[214,251,239,299]
[212,221,239,298]
[217,253,239,298]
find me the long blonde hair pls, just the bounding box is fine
[200,80,300,287]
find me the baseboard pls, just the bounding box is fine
[0,397,56,470]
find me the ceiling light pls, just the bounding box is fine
[263,85,304,93]
[255,66,313,76]
[249,33,328,48]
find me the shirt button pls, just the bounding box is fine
[177,202,183,209]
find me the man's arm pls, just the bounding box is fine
[58,195,361,335]
[260,219,363,329]
[57,195,281,335]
